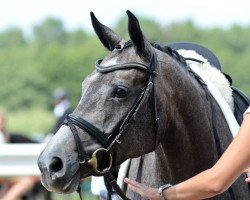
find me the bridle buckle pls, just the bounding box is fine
[87,148,112,174]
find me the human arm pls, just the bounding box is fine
[0,176,40,200]
[124,112,250,200]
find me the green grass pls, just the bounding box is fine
[52,192,98,200]
[6,107,55,139]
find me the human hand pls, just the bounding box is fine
[124,178,160,200]
[244,168,250,183]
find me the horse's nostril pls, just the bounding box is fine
[49,157,63,173]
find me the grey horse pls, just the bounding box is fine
[38,11,249,199]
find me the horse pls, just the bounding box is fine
[37,11,250,199]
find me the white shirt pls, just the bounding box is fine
[53,100,70,118]
[0,131,5,144]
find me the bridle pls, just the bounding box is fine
[63,47,159,199]
[61,42,211,199]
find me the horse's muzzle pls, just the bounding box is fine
[37,150,80,194]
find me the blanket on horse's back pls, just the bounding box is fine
[169,42,250,125]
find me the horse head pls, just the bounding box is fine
[38,11,165,193]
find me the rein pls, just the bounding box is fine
[63,49,159,200]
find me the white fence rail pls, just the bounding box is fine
[0,144,46,177]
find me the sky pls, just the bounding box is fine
[0,0,250,36]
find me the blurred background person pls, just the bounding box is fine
[0,110,8,144]
[51,88,71,134]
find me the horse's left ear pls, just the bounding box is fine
[90,12,122,51]
[126,10,151,58]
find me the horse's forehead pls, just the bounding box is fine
[85,72,101,84]
[82,47,149,95]
[101,56,118,67]
[102,47,146,66]
[86,70,144,87]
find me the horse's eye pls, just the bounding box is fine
[113,86,129,98]
[115,44,121,49]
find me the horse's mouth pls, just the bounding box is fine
[61,177,79,193]
[41,171,80,194]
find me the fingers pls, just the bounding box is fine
[124,178,144,197]
[124,178,146,192]
[124,178,145,188]
[124,178,160,200]
[124,177,137,186]
[244,167,250,183]
[245,177,250,183]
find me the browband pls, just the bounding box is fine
[96,55,157,76]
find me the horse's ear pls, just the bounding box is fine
[126,10,151,58]
[90,12,122,51]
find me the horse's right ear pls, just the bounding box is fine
[90,12,122,51]
[126,10,151,58]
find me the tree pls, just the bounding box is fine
[0,27,26,47]
[33,18,67,45]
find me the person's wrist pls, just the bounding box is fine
[158,184,172,200]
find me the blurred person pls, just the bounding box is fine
[0,111,44,200]
[0,110,8,144]
[51,88,71,134]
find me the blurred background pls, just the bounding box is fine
[0,0,249,199]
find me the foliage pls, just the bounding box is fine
[6,107,55,137]
[0,16,249,135]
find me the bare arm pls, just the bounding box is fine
[0,176,40,200]
[125,113,250,200]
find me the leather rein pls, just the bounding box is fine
[63,50,159,200]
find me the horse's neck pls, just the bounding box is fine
[126,55,249,200]
[126,147,171,199]
[156,62,223,183]
[128,145,170,185]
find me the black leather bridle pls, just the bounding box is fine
[63,49,159,200]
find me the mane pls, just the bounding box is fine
[150,42,234,111]
[122,41,234,110]
[151,42,187,66]
[122,41,187,66]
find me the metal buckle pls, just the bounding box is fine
[87,148,112,174]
